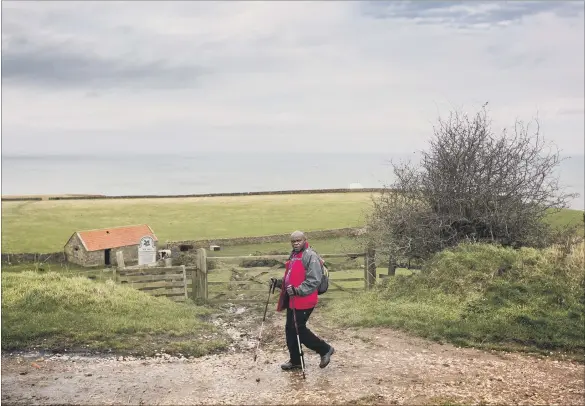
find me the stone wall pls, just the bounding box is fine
[1,188,384,202]
[67,249,103,267]
[166,227,366,252]
[1,197,43,202]
[1,252,67,265]
[64,233,86,265]
[111,244,146,266]
[64,232,156,267]
[73,245,154,267]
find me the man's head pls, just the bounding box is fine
[290,230,306,252]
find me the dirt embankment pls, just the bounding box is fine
[2,304,583,405]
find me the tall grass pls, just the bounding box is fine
[1,271,227,356]
[326,241,585,356]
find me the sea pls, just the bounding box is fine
[2,152,584,210]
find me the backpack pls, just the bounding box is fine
[302,248,329,295]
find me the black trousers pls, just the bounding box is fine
[285,307,330,364]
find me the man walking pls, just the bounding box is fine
[271,230,335,371]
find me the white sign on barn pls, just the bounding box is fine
[138,235,156,265]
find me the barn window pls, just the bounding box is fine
[74,246,80,251]
[179,244,193,252]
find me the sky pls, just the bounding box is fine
[1,0,584,155]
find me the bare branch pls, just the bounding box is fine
[367,106,578,260]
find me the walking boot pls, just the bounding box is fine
[319,346,335,368]
[280,360,302,371]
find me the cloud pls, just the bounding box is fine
[2,46,211,90]
[1,3,211,90]
[1,1,583,155]
[361,1,583,26]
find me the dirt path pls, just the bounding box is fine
[2,304,583,405]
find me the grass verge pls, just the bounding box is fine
[325,241,585,359]
[1,270,228,356]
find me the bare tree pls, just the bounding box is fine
[366,106,578,265]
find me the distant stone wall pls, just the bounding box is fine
[2,188,384,202]
[2,245,149,267]
[1,197,43,202]
[167,227,366,252]
[2,228,365,264]
[1,252,67,265]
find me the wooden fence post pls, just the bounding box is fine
[195,248,208,302]
[365,246,377,289]
[388,254,396,276]
[181,265,188,300]
[191,266,198,302]
[363,251,368,290]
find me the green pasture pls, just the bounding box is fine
[546,208,584,230]
[1,193,376,253]
[2,192,582,254]
[206,236,362,257]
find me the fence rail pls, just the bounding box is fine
[207,252,366,260]
[114,265,188,302]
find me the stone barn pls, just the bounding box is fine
[64,224,158,267]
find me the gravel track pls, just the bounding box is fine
[2,305,583,405]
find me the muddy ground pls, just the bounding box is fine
[2,303,584,405]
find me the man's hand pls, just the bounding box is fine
[270,278,282,289]
[286,284,297,296]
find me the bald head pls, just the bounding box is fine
[290,230,305,240]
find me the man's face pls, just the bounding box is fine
[291,237,305,252]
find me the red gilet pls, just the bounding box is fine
[276,242,319,311]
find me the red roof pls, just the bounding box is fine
[76,224,158,252]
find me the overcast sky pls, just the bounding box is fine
[2,1,584,155]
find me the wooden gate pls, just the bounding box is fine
[114,265,188,302]
[111,248,376,304]
[203,250,376,304]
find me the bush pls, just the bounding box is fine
[367,106,579,261]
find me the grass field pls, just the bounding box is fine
[2,192,582,253]
[1,193,376,253]
[205,236,362,256]
[546,208,584,230]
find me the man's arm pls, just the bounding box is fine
[295,250,322,296]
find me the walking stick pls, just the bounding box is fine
[253,279,276,362]
[291,296,306,379]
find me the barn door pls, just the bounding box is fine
[104,249,111,266]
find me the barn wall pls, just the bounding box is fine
[81,250,106,267]
[110,244,150,266]
[64,234,158,267]
[64,234,89,266]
